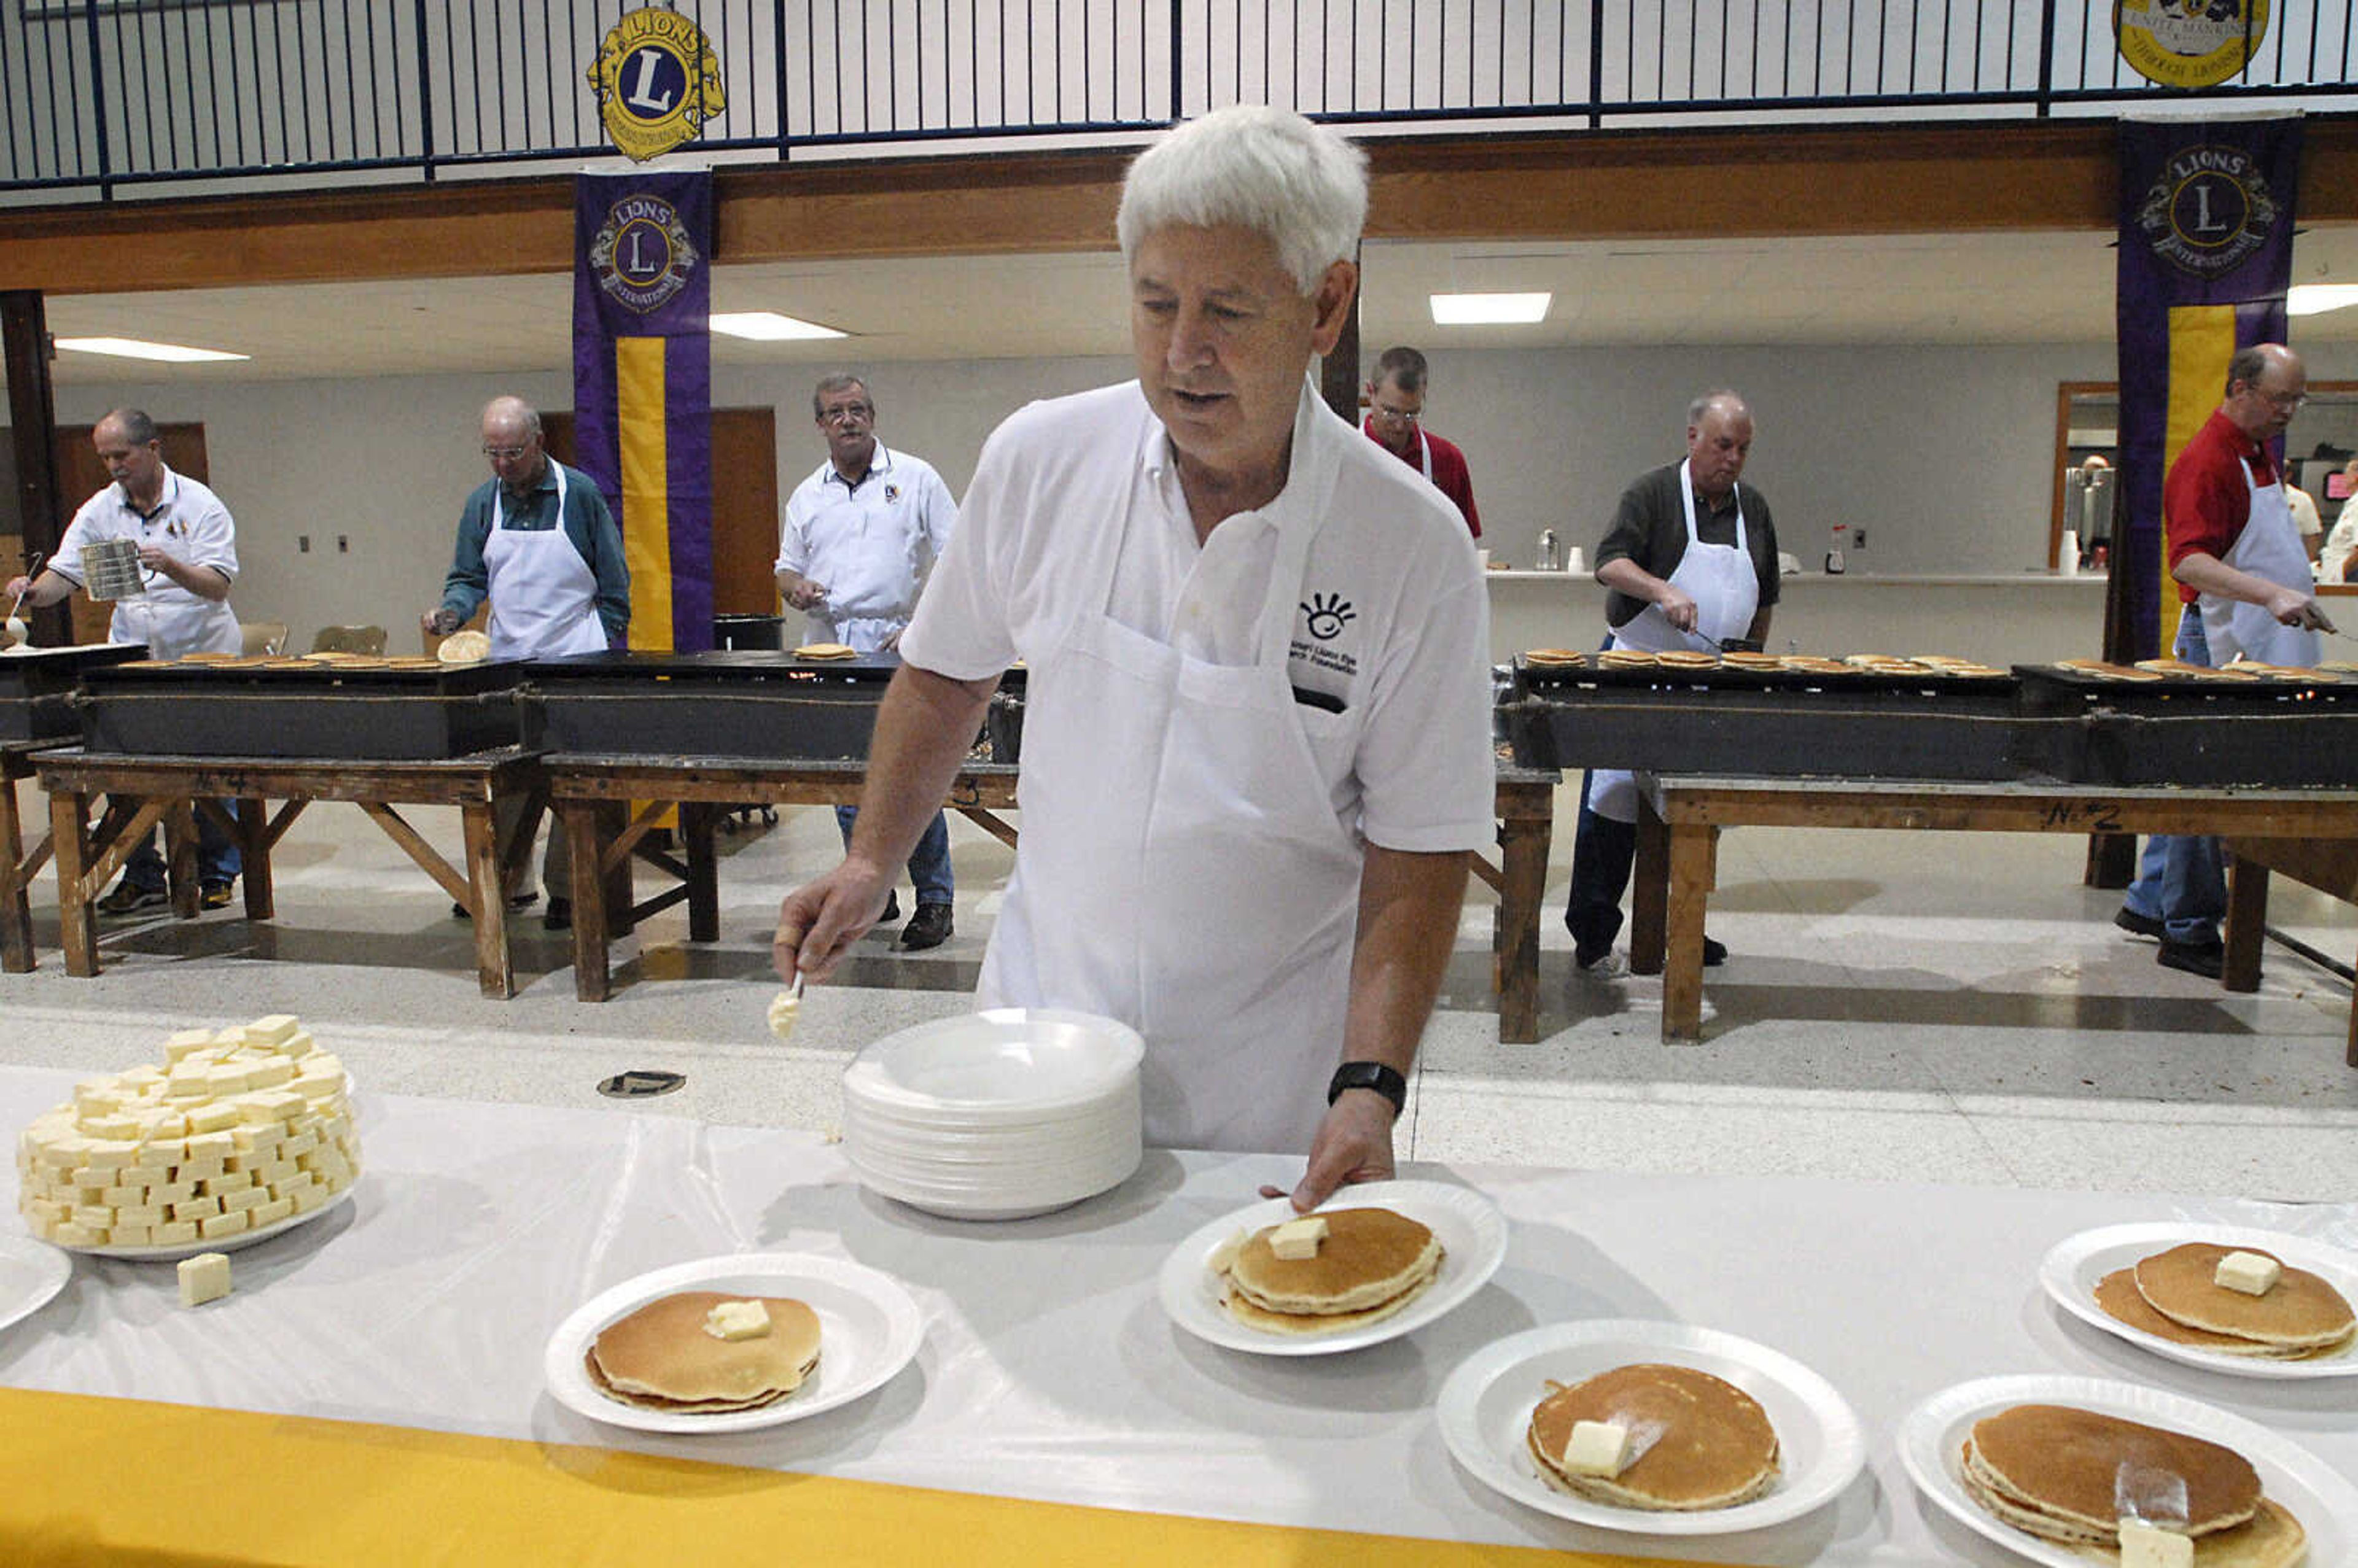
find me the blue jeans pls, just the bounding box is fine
[836,806,953,906]
[2120,613,2222,945]
[121,801,242,891]
[1563,771,1637,961]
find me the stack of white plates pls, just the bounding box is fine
[842,1007,1145,1221]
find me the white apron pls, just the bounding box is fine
[2197,458,2320,668]
[483,464,611,661]
[1589,460,1761,823]
[809,613,906,654]
[981,417,1360,1154]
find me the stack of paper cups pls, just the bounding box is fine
[2060,530,2080,577]
[1563,546,1586,575]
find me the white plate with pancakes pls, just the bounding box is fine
[544,1252,924,1434]
[0,1235,72,1335]
[1436,1319,1866,1535]
[2039,1223,2358,1380]
[1898,1375,2356,1568]
[1156,1179,1506,1356]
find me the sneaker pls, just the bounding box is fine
[451,890,539,920]
[2156,938,2225,981]
[97,881,168,916]
[1576,947,1628,979]
[900,901,954,951]
[878,891,901,925]
[2113,907,2165,940]
[200,880,234,910]
[543,897,572,933]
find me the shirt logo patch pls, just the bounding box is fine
[884,483,901,503]
[1300,592,1356,641]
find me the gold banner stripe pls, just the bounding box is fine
[2159,305,2239,654]
[0,1387,1746,1568]
[616,335,674,651]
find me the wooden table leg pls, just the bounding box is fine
[1662,822,1714,1044]
[600,801,633,938]
[1,772,31,973]
[683,802,720,944]
[2221,856,2267,996]
[236,797,273,919]
[566,801,612,1003]
[462,801,516,999]
[166,798,199,918]
[1495,816,1549,1044]
[1629,801,1668,977]
[51,788,98,977]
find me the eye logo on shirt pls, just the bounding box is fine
[1301,592,1356,641]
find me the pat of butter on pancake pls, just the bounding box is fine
[704,1300,772,1341]
[2118,1519,2194,1568]
[1269,1216,1328,1259]
[1562,1420,1632,1477]
[2214,1251,2280,1297]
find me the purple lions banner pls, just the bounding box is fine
[574,169,715,652]
[2116,117,2300,659]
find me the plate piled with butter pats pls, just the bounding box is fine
[1158,1179,1506,1355]
[1436,1319,1866,1535]
[16,1014,359,1260]
[545,1253,924,1434]
[2039,1223,2357,1380]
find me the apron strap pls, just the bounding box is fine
[1678,456,1746,557]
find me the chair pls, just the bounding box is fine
[239,620,289,656]
[308,624,387,656]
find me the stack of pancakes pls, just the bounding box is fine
[585,1290,822,1413]
[1960,1404,2306,1565]
[1524,1364,1780,1511]
[2095,1243,2355,1360]
[2058,658,2166,682]
[794,643,858,661]
[1216,1208,1444,1334]
[1597,648,1659,669]
[1522,648,1584,667]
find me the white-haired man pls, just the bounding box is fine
[774,105,1492,1210]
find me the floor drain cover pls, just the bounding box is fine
[597,1069,686,1098]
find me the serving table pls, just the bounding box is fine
[32,746,548,998]
[0,738,62,972]
[0,1065,2350,1567]
[1632,774,2358,1051]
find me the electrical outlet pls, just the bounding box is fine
[297,535,310,553]
[337,535,349,554]
[1851,528,1867,549]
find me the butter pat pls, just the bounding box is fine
[177,1251,233,1307]
[2214,1251,2281,1297]
[1208,1228,1251,1276]
[1268,1216,1329,1260]
[702,1300,772,1341]
[243,1014,301,1047]
[2119,1520,2195,1568]
[1561,1419,1634,1478]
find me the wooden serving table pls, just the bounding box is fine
[2222,836,2358,1066]
[1631,775,2358,1049]
[33,746,548,998]
[548,754,1562,1043]
[0,738,64,973]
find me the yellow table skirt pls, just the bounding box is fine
[1,1388,1751,1568]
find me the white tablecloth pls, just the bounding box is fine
[1,1065,2351,1565]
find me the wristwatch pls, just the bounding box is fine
[1326,1061,1407,1117]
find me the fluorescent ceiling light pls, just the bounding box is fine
[2287,284,2358,317]
[1429,292,1551,325]
[56,336,247,363]
[709,311,846,340]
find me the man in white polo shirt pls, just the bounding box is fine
[773,106,1493,1211]
[774,373,960,951]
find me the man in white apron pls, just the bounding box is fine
[774,106,1495,1212]
[12,408,245,914]
[2117,343,2333,979]
[1360,346,1480,538]
[1563,392,1779,974]
[424,397,629,928]
[774,373,961,950]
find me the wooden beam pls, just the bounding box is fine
[6,119,2352,297]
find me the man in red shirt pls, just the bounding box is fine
[2117,342,2333,977]
[1363,346,1480,538]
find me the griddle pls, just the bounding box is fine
[76,658,529,758]
[1505,654,2023,782]
[0,643,155,741]
[524,650,903,761]
[2012,662,2358,788]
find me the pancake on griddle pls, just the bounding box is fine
[586,1290,822,1411]
[1217,1207,1442,1334]
[1525,1364,1779,1511]
[1718,651,1783,670]
[1522,648,1584,666]
[1777,654,1851,675]
[1597,648,1658,668]
[1959,1405,2268,1548]
[435,629,491,664]
[2132,1244,2356,1354]
[1655,650,1719,669]
[2058,658,2166,681]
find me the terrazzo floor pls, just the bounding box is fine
[4,786,2352,1201]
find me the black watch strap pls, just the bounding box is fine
[1326,1061,1407,1116]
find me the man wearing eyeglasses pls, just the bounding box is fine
[424,395,629,929]
[1361,347,1479,538]
[774,373,960,952]
[2116,341,2333,979]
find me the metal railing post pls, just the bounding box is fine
[1168,0,1182,119]
[413,0,436,180]
[775,0,792,160]
[1588,0,1605,127]
[2034,0,2058,117]
[79,0,114,200]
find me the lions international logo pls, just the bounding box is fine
[2134,144,2279,279]
[2114,0,2268,90]
[588,6,727,163]
[588,193,702,313]
[1300,592,1356,642]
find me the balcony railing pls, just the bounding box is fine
[3,1,2352,200]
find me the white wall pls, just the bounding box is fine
[27,336,2358,643]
